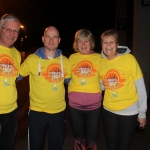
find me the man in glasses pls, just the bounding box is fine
[0,14,21,150]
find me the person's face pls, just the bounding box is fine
[0,21,20,47]
[42,27,61,51]
[77,38,91,55]
[102,36,118,60]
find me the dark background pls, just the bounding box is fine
[0,0,116,57]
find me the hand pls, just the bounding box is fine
[137,118,147,128]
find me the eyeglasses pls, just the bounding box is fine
[1,26,20,35]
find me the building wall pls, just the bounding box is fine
[132,0,150,98]
[116,0,127,46]
[116,0,150,98]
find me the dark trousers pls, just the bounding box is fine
[103,108,138,150]
[0,108,18,150]
[28,109,66,150]
[69,106,101,147]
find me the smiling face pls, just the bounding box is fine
[42,26,61,51]
[0,21,20,47]
[101,36,118,60]
[77,38,91,55]
[73,29,95,54]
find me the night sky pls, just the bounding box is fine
[0,0,116,56]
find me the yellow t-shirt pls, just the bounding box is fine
[19,53,71,113]
[100,53,143,111]
[68,52,102,93]
[0,45,21,113]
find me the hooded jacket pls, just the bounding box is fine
[19,47,71,113]
[100,46,147,118]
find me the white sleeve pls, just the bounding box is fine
[100,80,105,91]
[134,77,147,118]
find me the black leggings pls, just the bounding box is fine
[103,108,138,150]
[69,106,101,147]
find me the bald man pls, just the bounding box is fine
[18,26,71,150]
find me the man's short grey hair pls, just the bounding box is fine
[0,14,20,27]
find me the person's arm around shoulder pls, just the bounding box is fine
[16,74,24,81]
[64,56,72,84]
[17,56,31,81]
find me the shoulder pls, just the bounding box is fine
[92,53,102,62]
[62,55,69,59]
[69,53,77,59]
[61,55,70,64]
[28,53,37,58]
[12,47,21,55]
[61,55,69,63]
[24,53,38,62]
[122,53,137,61]
[93,52,102,57]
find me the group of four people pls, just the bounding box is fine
[0,13,147,150]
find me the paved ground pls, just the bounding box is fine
[14,77,150,150]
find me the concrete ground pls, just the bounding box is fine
[14,77,150,150]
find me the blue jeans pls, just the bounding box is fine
[103,108,138,150]
[0,108,18,150]
[28,109,66,150]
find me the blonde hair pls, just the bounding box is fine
[73,29,95,52]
